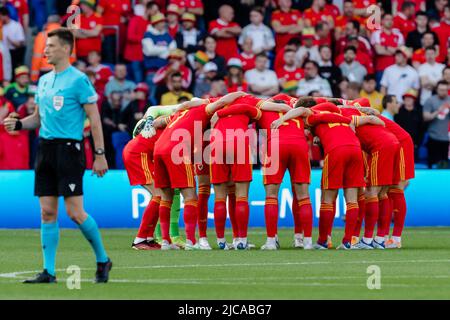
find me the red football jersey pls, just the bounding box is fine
[303,7,335,27]
[371,29,404,71]
[154,99,218,156]
[276,66,304,83]
[212,95,262,143]
[305,108,359,154]
[271,9,303,50]
[170,0,203,9]
[76,13,103,57]
[393,13,416,39]
[239,53,256,72]
[208,19,240,62]
[340,108,399,153]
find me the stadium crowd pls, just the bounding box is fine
[0,0,449,170]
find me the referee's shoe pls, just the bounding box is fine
[95,258,113,283]
[23,270,57,284]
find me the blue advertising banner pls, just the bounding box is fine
[0,170,449,228]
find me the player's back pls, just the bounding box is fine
[155,104,209,156]
[341,108,399,153]
[313,121,360,154]
[258,110,305,144]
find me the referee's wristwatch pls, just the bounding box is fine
[94,148,105,156]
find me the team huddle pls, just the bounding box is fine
[123,91,414,251]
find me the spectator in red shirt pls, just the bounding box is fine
[153,49,192,99]
[276,48,304,87]
[335,35,374,74]
[303,0,335,29]
[0,90,28,169]
[73,0,103,60]
[124,4,149,84]
[393,1,417,39]
[96,0,124,64]
[166,4,181,39]
[239,36,256,72]
[314,21,332,47]
[335,19,372,57]
[170,0,204,16]
[271,0,303,51]
[87,51,113,96]
[208,4,241,62]
[225,58,248,93]
[335,0,356,40]
[432,4,450,63]
[274,37,301,74]
[370,13,404,82]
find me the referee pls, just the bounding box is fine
[5,28,112,283]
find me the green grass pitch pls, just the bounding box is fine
[1,227,450,299]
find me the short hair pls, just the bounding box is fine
[294,96,317,108]
[0,7,10,17]
[319,44,331,52]
[250,6,264,16]
[436,80,448,88]
[304,60,319,70]
[256,52,268,60]
[363,74,376,82]
[48,28,74,53]
[348,82,361,92]
[401,1,415,11]
[347,20,360,33]
[203,35,217,43]
[286,37,301,47]
[284,48,296,54]
[382,94,396,109]
[344,46,357,54]
[171,72,182,79]
[146,1,160,10]
[344,0,353,4]
[415,11,428,18]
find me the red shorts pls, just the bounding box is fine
[396,137,415,181]
[322,145,365,190]
[123,138,154,186]
[209,141,253,184]
[153,153,196,189]
[367,143,401,187]
[262,142,310,185]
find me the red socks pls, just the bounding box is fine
[214,198,227,239]
[354,194,365,237]
[377,194,391,237]
[264,197,278,237]
[343,203,359,243]
[184,199,198,244]
[298,198,313,237]
[292,189,302,234]
[227,186,238,238]
[136,196,161,239]
[197,184,210,238]
[389,188,407,237]
[236,197,250,238]
[318,203,334,243]
[363,197,379,239]
[159,200,172,242]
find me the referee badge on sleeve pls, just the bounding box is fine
[53,96,64,111]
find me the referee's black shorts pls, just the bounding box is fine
[34,138,86,197]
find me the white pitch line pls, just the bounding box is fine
[2,259,450,280]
